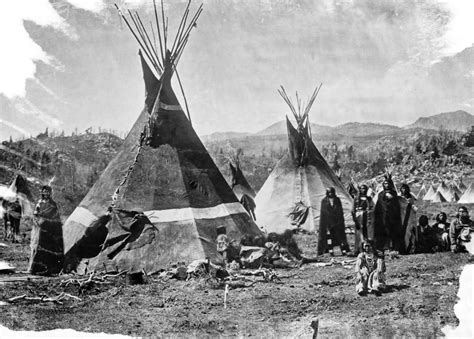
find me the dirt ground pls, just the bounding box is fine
[0,225,471,338]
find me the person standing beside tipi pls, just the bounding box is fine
[352,184,374,255]
[29,185,64,275]
[318,187,350,256]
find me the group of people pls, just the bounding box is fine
[317,179,473,296]
[1,185,63,275]
[318,179,473,257]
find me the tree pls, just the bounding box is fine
[347,145,355,160]
[443,140,458,156]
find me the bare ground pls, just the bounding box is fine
[0,228,471,338]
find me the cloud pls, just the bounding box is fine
[12,97,62,129]
[0,0,74,98]
[0,119,29,136]
[439,0,474,56]
[66,0,106,12]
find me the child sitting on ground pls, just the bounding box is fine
[355,240,386,296]
[216,226,241,269]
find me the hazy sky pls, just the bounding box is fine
[0,0,472,140]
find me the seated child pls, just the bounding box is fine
[355,241,386,296]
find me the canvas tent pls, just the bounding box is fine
[458,183,474,204]
[254,86,353,237]
[63,3,261,274]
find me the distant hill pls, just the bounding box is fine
[201,131,251,142]
[255,120,330,136]
[255,120,401,137]
[332,122,401,136]
[404,110,474,132]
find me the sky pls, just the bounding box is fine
[0,0,472,141]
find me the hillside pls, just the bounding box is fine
[404,110,473,131]
[332,122,402,136]
[0,132,122,216]
[255,120,330,136]
[201,131,251,142]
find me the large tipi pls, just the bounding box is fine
[63,3,261,274]
[254,86,353,236]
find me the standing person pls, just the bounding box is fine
[2,198,22,242]
[399,183,418,254]
[318,187,350,256]
[352,185,374,255]
[373,178,402,254]
[29,185,64,275]
[355,241,386,296]
[433,212,450,251]
[449,206,474,253]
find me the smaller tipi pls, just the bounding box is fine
[431,191,447,203]
[416,184,427,200]
[458,183,474,204]
[254,85,354,237]
[436,182,451,201]
[423,185,436,201]
[1,174,34,218]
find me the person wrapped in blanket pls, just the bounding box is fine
[215,226,241,269]
[433,212,450,251]
[29,185,63,275]
[355,240,386,296]
[450,206,474,253]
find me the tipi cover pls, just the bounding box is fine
[229,161,256,220]
[63,4,261,274]
[255,86,353,235]
[458,183,474,204]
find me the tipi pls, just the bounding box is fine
[254,86,353,236]
[416,184,427,200]
[431,191,447,203]
[436,182,451,201]
[449,183,462,199]
[63,3,261,274]
[423,185,436,201]
[229,160,256,220]
[458,183,474,204]
[1,174,34,218]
